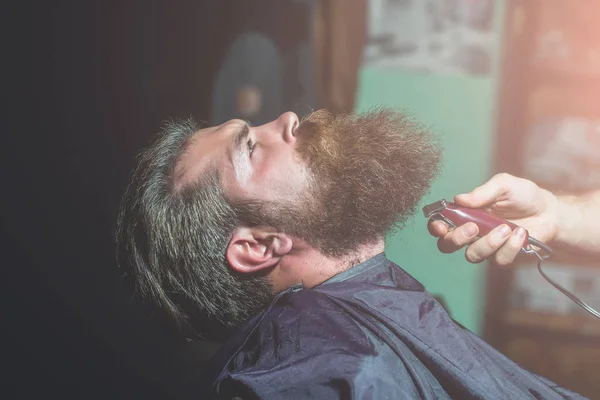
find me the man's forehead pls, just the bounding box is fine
[173,124,222,191]
[173,120,245,191]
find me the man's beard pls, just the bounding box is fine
[238,108,442,258]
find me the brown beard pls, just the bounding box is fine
[235,108,442,258]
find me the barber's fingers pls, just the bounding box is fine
[428,220,449,237]
[436,222,479,254]
[454,173,513,209]
[493,227,528,266]
[464,224,524,264]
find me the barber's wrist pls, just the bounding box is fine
[535,187,561,244]
[553,192,581,246]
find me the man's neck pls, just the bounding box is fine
[270,239,385,291]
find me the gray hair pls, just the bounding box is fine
[116,119,271,338]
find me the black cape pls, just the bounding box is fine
[203,254,586,399]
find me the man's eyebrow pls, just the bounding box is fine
[233,122,251,153]
[227,121,251,173]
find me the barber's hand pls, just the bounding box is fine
[428,173,559,266]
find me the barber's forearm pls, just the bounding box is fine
[554,190,600,255]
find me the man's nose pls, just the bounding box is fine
[278,112,299,144]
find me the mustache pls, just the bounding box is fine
[296,108,442,181]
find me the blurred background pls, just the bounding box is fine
[20,0,600,398]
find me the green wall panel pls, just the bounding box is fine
[355,2,505,332]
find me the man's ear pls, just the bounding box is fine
[226,227,293,274]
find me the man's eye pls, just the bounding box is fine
[247,139,256,156]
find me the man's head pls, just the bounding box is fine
[116,109,441,338]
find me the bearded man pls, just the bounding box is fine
[116,110,584,399]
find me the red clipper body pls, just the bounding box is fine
[423,199,530,254]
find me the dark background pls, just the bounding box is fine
[14,2,258,398]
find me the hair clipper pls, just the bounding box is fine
[422,199,550,258]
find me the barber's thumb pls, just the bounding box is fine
[455,184,501,208]
[454,192,478,207]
